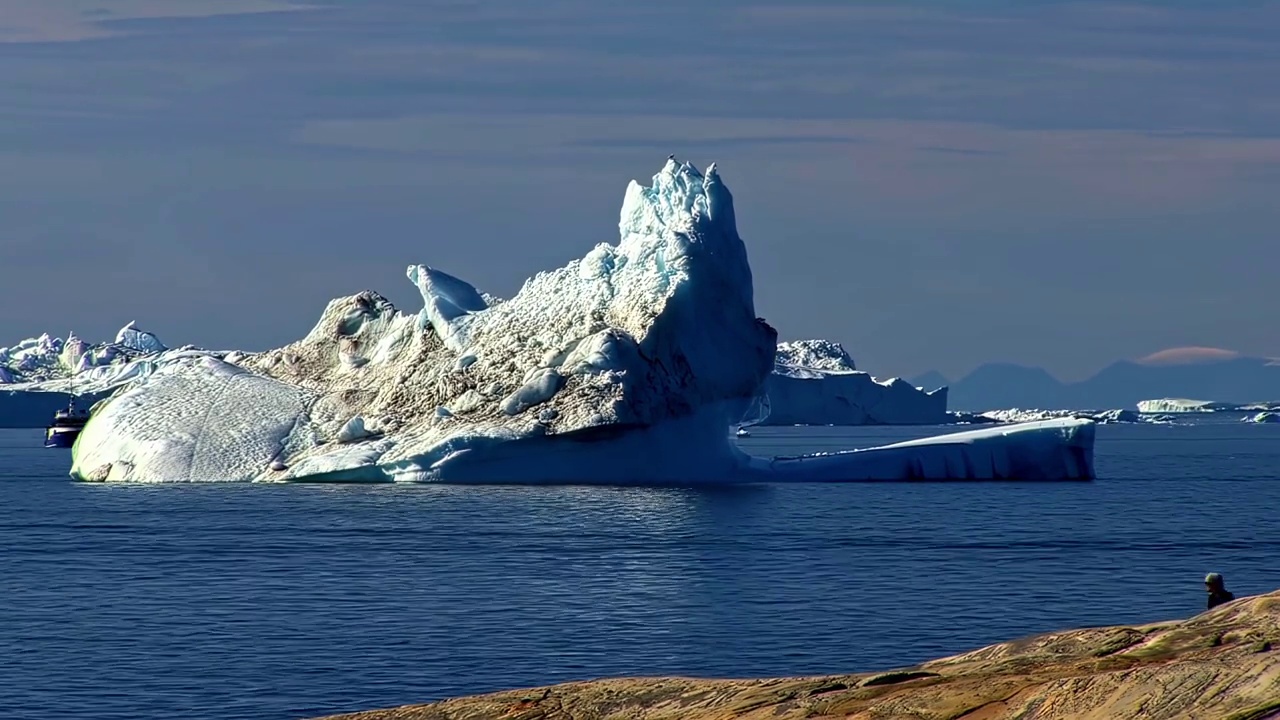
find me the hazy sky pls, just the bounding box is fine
[1,0,1276,380]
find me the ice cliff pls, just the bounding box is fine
[69,159,1095,483]
[761,341,948,426]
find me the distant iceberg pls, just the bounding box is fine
[114,321,168,355]
[774,340,857,371]
[0,322,170,389]
[69,159,1095,484]
[761,341,948,426]
[1136,398,1225,414]
[1243,412,1280,424]
[0,323,182,428]
[971,408,1171,425]
[1137,398,1280,414]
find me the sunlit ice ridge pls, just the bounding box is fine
[69,158,1095,484]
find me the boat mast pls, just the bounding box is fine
[67,344,76,413]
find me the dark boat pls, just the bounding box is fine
[44,398,89,448]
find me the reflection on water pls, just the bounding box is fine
[2,423,1280,720]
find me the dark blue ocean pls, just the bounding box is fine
[3,420,1278,720]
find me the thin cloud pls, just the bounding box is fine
[1,0,1278,377]
[291,112,1280,211]
[1135,347,1243,366]
[0,0,312,44]
[916,145,1002,157]
[565,136,866,151]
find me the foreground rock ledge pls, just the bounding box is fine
[315,591,1280,720]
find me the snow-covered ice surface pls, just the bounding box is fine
[70,159,1095,484]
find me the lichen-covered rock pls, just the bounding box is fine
[312,590,1280,720]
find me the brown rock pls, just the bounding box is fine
[313,591,1280,720]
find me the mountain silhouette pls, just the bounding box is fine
[912,353,1280,411]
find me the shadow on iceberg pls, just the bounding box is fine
[69,159,1095,484]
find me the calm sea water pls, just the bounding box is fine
[3,420,1279,720]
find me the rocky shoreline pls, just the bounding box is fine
[313,590,1280,720]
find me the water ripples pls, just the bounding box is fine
[2,424,1279,719]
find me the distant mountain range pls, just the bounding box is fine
[911,349,1280,411]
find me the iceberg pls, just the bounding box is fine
[972,408,1170,425]
[1243,411,1280,424]
[1135,398,1225,413]
[1137,397,1280,414]
[0,332,70,384]
[0,323,171,389]
[774,339,858,371]
[69,158,1095,484]
[757,340,949,426]
[0,323,186,427]
[114,321,168,355]
[745,418,1094,482]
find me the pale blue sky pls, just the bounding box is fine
[1,0,1276,380]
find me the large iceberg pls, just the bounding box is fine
[761,340,948,426]
[69,159,1095,483]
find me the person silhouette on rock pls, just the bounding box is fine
[1205,572,1235,609]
